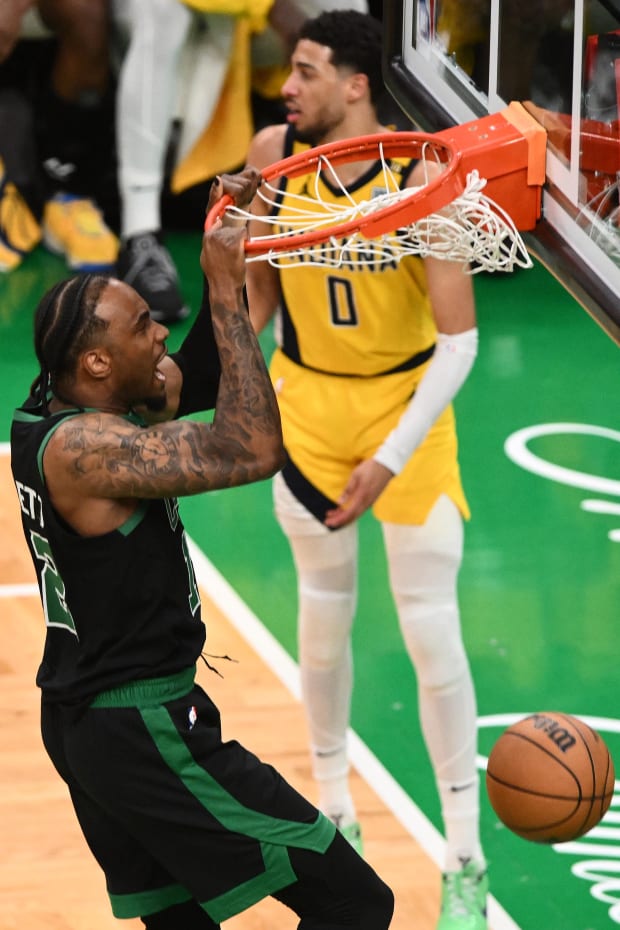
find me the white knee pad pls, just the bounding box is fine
[274,474,358,757]
[382,495,467,689]
[274,473,358,667]
[383,497,479,794]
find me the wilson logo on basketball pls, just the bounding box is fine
[528,713,577,752]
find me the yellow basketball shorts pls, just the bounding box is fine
[270,350,470,527]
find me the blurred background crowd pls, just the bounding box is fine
[0,0,385,322]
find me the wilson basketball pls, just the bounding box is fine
[486,712,615,843]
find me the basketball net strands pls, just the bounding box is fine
[205,102,547,274]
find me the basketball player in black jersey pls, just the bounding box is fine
[10,167,393,930]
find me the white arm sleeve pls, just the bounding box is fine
[373,328,479,475]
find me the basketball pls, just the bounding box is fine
[486,712,615,844]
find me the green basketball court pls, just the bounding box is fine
[1,235,618,930]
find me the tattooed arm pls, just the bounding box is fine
[43,220,285,537]
[138,167,265,424]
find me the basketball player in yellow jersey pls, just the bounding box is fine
[245,11,487,929]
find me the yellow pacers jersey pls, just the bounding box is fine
[271,129,469,526]
[274,140,436,376]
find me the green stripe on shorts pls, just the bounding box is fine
[140,704,335,922]
[109,882,192,919]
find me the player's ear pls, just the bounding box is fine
[346,72,369,104]
[82,346,112,381]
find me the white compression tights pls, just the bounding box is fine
[114,0,192,237]
[274,473,483,868]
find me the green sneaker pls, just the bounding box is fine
[331,816,364,857]
[436,860,488,930]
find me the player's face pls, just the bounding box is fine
[94,280,170,412]
[281,39,353,144]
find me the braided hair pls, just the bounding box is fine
[31,273,111,413]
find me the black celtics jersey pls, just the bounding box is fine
[10,399,206,703]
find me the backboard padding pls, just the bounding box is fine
[383,0,620,345]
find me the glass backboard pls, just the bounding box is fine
[383,0,620,345]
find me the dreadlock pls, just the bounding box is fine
[31,273,111,414]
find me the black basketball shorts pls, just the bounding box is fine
[40,668,336,924]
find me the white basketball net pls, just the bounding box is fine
[223,146,533,273]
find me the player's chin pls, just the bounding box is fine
[142,390,168,414]
[293,124,318,145]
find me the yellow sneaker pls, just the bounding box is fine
[0,157,42,272]
[43,193,118,271]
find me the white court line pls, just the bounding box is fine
[0,583,39,598]
[0,443,520,930]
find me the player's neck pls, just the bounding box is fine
[321,110,384,145]
[319,117,387,187]
[48,389,129,416]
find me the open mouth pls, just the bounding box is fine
[154,351,167,383]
